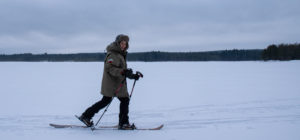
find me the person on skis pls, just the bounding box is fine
[78,34,141,129]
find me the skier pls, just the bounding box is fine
[78,34,141,130]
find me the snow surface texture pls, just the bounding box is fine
[0,61,300,140]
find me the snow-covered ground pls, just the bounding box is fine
[0,61,300,140]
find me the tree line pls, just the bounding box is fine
[0,53,106,62]
[0,49,263,62]
[1,44,299,61]
[128,49,262,61]
[261,43,300,60]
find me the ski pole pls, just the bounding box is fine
[94,78,126,127]
[129,71,143,98]
[93,98,113,128]
[129,80,136,98]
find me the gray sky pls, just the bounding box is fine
[0,0,299,54]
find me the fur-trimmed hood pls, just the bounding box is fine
[106,34,129,56]
[106,42,128,56]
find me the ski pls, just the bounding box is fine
[49,123,164,130]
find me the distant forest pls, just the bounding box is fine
[0,43,299,61]
[0,49,263,61]
[262,43,300,61]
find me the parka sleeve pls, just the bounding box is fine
[105,54,124,78]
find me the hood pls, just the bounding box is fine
[115,34,129,50]
[106,42,128,56]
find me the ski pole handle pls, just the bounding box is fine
[136,71,143,78]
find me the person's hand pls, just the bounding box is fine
[130,71,143,80]
[123,69,143,80]
[131,74,140,80]
[123,68,133,77]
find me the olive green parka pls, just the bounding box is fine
[101,40,129,97]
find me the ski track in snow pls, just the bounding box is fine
[136,98,300,129]
[1,98,300,132]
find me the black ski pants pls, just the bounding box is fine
[82,96,130,125]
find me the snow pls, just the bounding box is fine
[0,61,300,140]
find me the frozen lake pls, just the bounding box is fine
[0,61,300,140]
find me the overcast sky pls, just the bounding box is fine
[0,0,299,54]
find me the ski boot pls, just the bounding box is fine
[118,123,136,130]
[76,115,94,127]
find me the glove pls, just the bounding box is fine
[123,69,143,80]
[123,68,140,80]
[130,74,140,80]
[126,73,140,80]
[123,68,133,77]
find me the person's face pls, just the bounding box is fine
[120,41,127,51]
